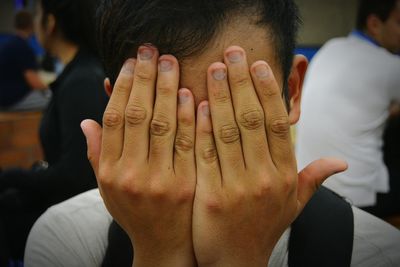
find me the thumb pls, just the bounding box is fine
[296,157,348,214]
[81,119,102,177]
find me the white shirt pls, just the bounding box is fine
[296,33,400,206]
[24,189,400,267]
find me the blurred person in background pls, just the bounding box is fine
[296,0,400,217]
[0,0,108,264]
[379,103,400,219]
[0,10,51,111]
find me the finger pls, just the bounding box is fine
[174,88,196,182]
[101,58,135,162]
[296,158,348,213]
[224,46,271,171]
[81,119,103,177]
[250,60,295,170]
[148,55,179,170]
[122,45,159,164]
[207,62,244,176]
[195,101,222,191]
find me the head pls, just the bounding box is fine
[356,0,400,54]
[35,0,98,54]
[15,10,34,37]
[97,0,308,124]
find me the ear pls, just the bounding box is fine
[288,55,308,125]
[104,78,112,97]
[366,14,383,40]
[45,14,56,36]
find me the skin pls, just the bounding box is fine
[366,0,400,54]
[81,22,347,267]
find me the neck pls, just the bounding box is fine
[15,30,31,39]
[51,39,79,65]
[353,29,381,47]
[363,29,382,46]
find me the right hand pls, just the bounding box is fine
[81,45,197,267]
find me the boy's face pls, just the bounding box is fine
[377,1,400,54]
[178,20,284,107]
[104,18,307,126]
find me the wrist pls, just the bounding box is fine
[133,241,196,267]
[198,248,272,267]
[133,249,196,267]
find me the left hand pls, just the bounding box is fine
[192,46,347,267]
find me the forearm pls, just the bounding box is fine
[24,69,47,90]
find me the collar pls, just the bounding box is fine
[49,49,85,92]
[350,30,381,47]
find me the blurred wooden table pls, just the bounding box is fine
[0,111,43,169]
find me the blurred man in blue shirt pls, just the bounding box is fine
[0,10,50,111]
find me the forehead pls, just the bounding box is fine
[179,20,283,106]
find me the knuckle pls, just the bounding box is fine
[125,104,147,126]
[97,169,111,187]
[114,85,130,97]
[232,75,251,89]
[259,79,279,98]
[254,179,273,199]
[103,108,123,129]
[178,111,194,127]
[281,175,296,195]
[149,182,168,199]
[175,134,194,152]
[238,109,264,130]
[150,117,171,136]
[205,196,223,213]
[212,89,231,104]
[120,178,142,198]
[202,146,218,163]
[176,186,195,204]
[270,117,290,138]
[98,167,120,192]
[157,85,173,97]
[135,70,153,84]
[218,124,240,144]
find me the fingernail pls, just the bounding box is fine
[212,68,226,80]
[159,59,172,72]
[255,64,269,79]
[122,59,134,74]
[227,51,242,63]
[139,47,154,60]
[178,89,189,104]
[202,103,210,116]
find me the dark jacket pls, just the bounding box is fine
[0,49,108,209]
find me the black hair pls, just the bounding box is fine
[15,10,33,31]
[40,0,98,54]
[356,0,398,30]
[96,0,301,103]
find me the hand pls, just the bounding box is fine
[192,46,347,267]
[81,45,197,267]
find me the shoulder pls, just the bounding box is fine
[55,56,107,112]
[62,63,104,93]
[58,52,105,95]
[25,189,112,267]
[351,207,400,266]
